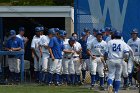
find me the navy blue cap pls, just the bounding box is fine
[84,28,90,32]
[10,30,16,36]
[96,31,103,35]
[114,31,122,37]
[69,37,76,42]
[19,27,25,32]
[93,28,98,32]
[81,32,86,36]
[48,29,56,35]
[58,30,65,37]
[100,29,105,33]
[54,28,59,32]
[131,28,138,34]
[105,27,111,31]
[40,26,44,31]
[63,31,67,36]
[35,27,42,32]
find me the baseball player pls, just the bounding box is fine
[87,31,107,90]
[127,28,140,86]
[85,28,98,45]
[31,27,42,83]
[78,32,90,83]
[63,37,76,85]
[122,45,134,89]
[38,27,50,83]
[72,33,82,85]
[106,31,129,93]
[105,27,112,42]
[5,30,23,83]
[48,29,64,86]
[16,27,28,48]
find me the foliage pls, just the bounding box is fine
[0,0,73,6]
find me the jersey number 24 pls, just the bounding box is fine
[112,43,121,52]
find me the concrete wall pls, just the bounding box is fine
[65,17,74,38]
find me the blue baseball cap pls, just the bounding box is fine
[48,29,56,35]
[100,29,105,33]
[10,30,16,36]
[59,30,65,37]
[93,28,98,32]
[114,31,122,37]
[84,28,90,32]
[105,27,111,31]
[40,26,44,31]
[96,31,103,35]
[35,27,41,32]
[19,27,25,32]
[63,30,67,36]
[81,32,86,37]
[131,28,138,34]
[69,37,76,42]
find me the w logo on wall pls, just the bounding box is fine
[74,0,140,42]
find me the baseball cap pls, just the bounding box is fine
[10,30,16,36]
[84,28,90,32]
[93,28,98,32]
[69,37,76,42]
[35,27,41,32]
[81,32,86,37]
[48,29,56,35]
[59,30,65,37]
[19,27,25,32]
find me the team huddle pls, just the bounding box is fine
[3,26,140,93]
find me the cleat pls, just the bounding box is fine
[108,85,113,93]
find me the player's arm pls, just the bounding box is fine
[48,47,55,61]
[11,47,22,51]
[48,38,55,61]
[31,48,39,61]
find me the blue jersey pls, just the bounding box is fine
[48,36,63,59]
[78,39,89,59]
[6,37,24,58]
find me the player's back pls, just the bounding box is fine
[107,39,129,59]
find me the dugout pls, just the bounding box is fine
[0,6,74,81]
[0,6,74,60]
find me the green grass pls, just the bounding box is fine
[0,84,99,93]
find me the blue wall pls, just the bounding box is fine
[74,0,140,42]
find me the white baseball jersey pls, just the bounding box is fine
[105,35,111,42]
[16,34,28,44]
[63,43,74,58]
[87,34,96,44]
[107,39,129,59]
[127,37,140,56]
[73,41,82,57]
[87,38,107,56]
[62,38,69,56]
[31,35,41,53]
[39,35,50,56]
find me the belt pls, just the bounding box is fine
[64,57,71,59]
[73,56,79,58]
[93,55,101,57]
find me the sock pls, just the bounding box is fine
[70,74,75,84]
[91,74,95,85]
[48,73,53,83]
[82,70,86,80]
[128,73,133,85]
[107,79,113,86]
[56,74,60,83]
[77,75,81,82]
[124,77,128,86]
[100,77,104,86]
[114,81,121,93]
